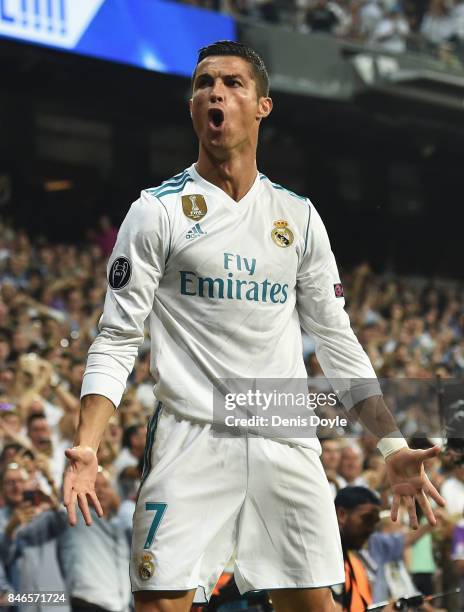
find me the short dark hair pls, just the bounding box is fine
[122,424,142,449]
[192,40,270,98]
[26,412,47,430]
[335,486,380,510]
[0,443,24,464]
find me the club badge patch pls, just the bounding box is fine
[138,552,155,581]
[271,220,294,248]
[334,283,344,298]
[182,194,207,220]
[109,257,131,290]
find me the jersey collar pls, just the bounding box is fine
[189,164,261,211]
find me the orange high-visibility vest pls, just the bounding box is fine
[344,551,372,612]
[212,572,233,597]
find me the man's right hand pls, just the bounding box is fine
[63,446,103,526]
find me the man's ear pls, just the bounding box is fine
[336,506,347,528]
[256,96,273,121]
[188,98,193,118]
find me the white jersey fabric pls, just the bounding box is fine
[81,164,377,451]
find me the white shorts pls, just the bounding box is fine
[130,405,344,602]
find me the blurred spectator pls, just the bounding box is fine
[360,0,384,38]
[0,463,26,598]
[113,423,147,481]
[321,438,347,496]
[93,215,118,259]
[117,465,141,547]
[371,5,410,52]
[407,436,447,599]
[339,444,368,486]
[332,486,381,611]
[0,462,68,612]
[306,0,341,32]
[252,0,280,23]
[0,403,21,435]
[0,444,24,471]
[441,462,464,516]
[27,413,53,455]
[58,470,132,612]
[367,509,433,603]
[409,513,439,597]
[420,0,456,45]
[223,0,280,22]
[26,413,67,488]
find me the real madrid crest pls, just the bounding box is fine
[271,220,294,248]
[182,194,207,220]
[139,552,155,581]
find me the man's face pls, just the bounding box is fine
[339,447,363,481]
[95,472,117,516]
[321,440,341,472]
[2,412,21,433]
[27,418,52,452]
[2,467,26,506]
[190,55,271,158]
[130,426,148,456]
[337,503,380,550]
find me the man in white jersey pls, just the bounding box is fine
[63,41,445,612]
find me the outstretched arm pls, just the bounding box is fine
[296,201,444,528]
[63,191,169,527]
[63,394,114,526]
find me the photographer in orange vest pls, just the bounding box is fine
[332,487,384,611]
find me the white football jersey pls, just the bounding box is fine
[82,164,377,450]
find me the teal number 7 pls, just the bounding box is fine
[144,502,167,549]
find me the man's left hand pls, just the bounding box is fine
[385,446,445,528]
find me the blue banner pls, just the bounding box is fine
[0,0,236,77]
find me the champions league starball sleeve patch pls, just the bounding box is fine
[109,257,132,290]
[334,283,344,298]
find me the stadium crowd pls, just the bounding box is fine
[178,0,464,61]
[1,216,464,611]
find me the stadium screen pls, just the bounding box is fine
[0,0,236,77]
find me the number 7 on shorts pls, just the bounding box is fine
[144,502,167,549]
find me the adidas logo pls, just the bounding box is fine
[186,223,207,240]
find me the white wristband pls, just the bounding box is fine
[377,432,408,459]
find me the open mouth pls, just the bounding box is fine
[208,108,224,128]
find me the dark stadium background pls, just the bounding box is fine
[1,28,463,279]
